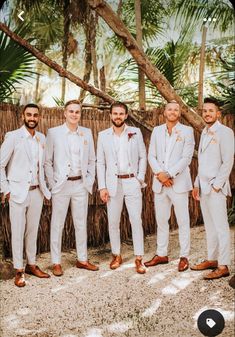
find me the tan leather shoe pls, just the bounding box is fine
[178,257,189,272]
[144,255,168,267]
[110,255,122,270]
[190,260,218,271]
[76,260,99,271]
[53,264,63,276]
[25,264,50,278]
[14,271,26,287]
[203,266,230,280]
[229,275,235,289]
[135,258,146,274]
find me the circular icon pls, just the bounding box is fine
[197,309,225,336]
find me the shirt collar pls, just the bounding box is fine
[64,123,79,134]
[22,125,36,139]
[164,122,180,134]
[203,120,220,135]
[112,123,129,135]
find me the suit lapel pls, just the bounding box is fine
[168,123,181,157]
[35,132,43,167]
[107,127,117,160]
[201,132,214,152]
[77,127,85,160]
[62,124,71,158]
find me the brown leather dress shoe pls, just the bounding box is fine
[25,264,50,278]
[110,255,122,270]
[53,264,63,276]
[229,275,235,289]
[15,271,26,287]
[178,257,189,272]
[203,266,230,280]
[135,258,146,274]
[190,260,218,271]
[76,260,99,271]
[144,255,168,267]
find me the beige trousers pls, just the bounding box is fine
[9,188,44,269]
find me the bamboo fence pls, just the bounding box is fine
[0,103,234,258]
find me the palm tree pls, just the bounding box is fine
[0,26,36,102]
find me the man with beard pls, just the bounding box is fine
[45,100,98,276]
[0,103,51,287]
[145,101,195,272]
[191,98,234,280]
[97,101,147,274]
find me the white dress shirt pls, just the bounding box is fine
[164,123,179,171]
[23,126,39,185]
[113,124,130,174]
[66,125,82,177]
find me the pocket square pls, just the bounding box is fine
[84,140,88,145]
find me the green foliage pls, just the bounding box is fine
[52,96,64,107]
[0,27,36,102]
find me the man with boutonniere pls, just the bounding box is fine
[0,103,51,287]
[97,101,147,274]
[145,101,195,272]
[45,100,98,276]
[191,97,234,280]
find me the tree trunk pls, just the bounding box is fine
[79,28,92,102]
[87,0,204,131]
[198,25,207,113]
[0,23,115,103]
[61,0,71,102]
[34,71,40,103]
[90,11,99,104]
[135,0,146,111]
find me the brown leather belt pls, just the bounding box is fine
[117,174,135,179]
[67,176,82,181]
[29,185,39,191]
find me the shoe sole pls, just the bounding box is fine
[178,266,189,272]
[144,261,168,267]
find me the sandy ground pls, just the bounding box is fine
[0,226,234,337]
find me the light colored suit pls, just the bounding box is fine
[195,121,234,265]
[0,125,50,269]
[148,122,195,258]
[45,123,96,263]
[97,125,147,256]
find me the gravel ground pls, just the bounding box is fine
[0,226,234,337]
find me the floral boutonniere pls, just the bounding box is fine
[127,132,137,141]
[79,132,84,137]
[211,138,217,144]
[208,130,215,136]
[176,136,183,142]
[35,135,44,149]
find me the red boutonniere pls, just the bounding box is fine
[128,132,136,141]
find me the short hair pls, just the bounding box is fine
[204,97,221,110]
[110,101,128,114]
[65,99,82,109]
[22,103,39,113]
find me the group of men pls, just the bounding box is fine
[0,98,234,288]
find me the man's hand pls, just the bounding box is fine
[212,186,221,193]
[192,187,200,201]
[156,172,170,183]
[5,192,10,201]
[100,188,110,203]
[162,179,173,187]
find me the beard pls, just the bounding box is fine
[111,119,125,128]
[24,120,38,129]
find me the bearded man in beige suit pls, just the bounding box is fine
[0,103,51,287]
[45,100,98,276]
[191,98,234,280]
[97,102,147,274]
[145,101,195,272]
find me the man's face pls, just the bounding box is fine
[64,103,81,125]
[22,107,39,129]
[110,106,128,127]
[202,103,220,126]
[164,102,180,123]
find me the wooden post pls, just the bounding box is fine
[135,0,146,111]
[198,24,208,113]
